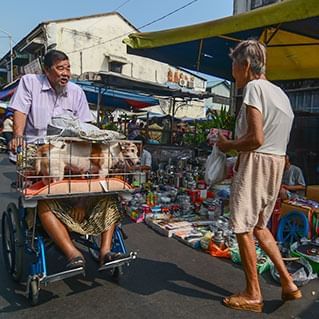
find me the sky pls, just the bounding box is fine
[0,0,233,57]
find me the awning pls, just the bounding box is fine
[76,80,160,110]
[87,71,213,99]
[0,87,16,100]
[124,0,319,80]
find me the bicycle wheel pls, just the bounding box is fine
[1,203,24,282]
[276,211,309,245]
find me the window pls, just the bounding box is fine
[109,61,125,73]
[251,0,278,10]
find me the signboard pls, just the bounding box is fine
[24,58,43,74]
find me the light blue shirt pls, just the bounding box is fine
[282,164,305,187]
[141,149,152,167]
[9,74,93,142]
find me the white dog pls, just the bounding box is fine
[35,140,140,184]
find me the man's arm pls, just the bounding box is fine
[217,106,264,152]
[9,111,27,152]
[13,111,27,136]
[281,184,305,192]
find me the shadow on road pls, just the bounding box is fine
[117,257,231,300]
[0,254,231,312]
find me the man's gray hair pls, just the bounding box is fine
[229,40,266,75]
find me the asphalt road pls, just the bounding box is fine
[0,153,318,319]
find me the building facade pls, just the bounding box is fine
[204,80,230,112]
[0,12,207,118]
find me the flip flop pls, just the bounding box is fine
[66,256,86,270]
[101,252,123,264]
[223,294,264,313]
[282,289,302,301]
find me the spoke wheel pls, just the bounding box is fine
[1,203,24,282]
[2,212,15,275]
[277,212,309,246]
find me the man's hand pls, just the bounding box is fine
[70,207,86,223]
[216,132,233,153]
[9,136,24,154]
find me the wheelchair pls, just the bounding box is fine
[1,137,140,305]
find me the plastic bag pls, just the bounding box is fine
[208,240,230,258]
[231,245,271,274]
[47,116,125,141]
[270,257,317,287]
[204,145,226,186]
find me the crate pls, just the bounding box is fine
[16,137,143,200]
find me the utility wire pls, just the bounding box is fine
[67,0,200,55]
[138,0,199,30]
[113,0,132,11]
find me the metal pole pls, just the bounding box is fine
[0,28,13,82]
[97,87,101,127]
[9,35,13,82]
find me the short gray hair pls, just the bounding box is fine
[229,40,266,75]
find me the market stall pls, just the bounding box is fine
[122,0,319,285]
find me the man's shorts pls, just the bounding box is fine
[230,151,285,234]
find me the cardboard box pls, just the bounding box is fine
[306,185,319,202]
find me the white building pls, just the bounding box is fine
[0,12,207,118]
[204,80,230,112]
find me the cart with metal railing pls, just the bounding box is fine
[1,136,142,305]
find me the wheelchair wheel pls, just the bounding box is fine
[1,203,24,282]
[276,211,309,246]
[28,277,40,306]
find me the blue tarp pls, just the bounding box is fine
[0,79,159,110]
[76,80,160,110]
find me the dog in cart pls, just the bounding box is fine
[1,136,142,305]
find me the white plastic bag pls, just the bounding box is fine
[204,145,226,186]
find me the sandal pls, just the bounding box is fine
[223,294,264,313]
[66,256,86,270]
[282,289,302,301]
[100,252,125,266]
